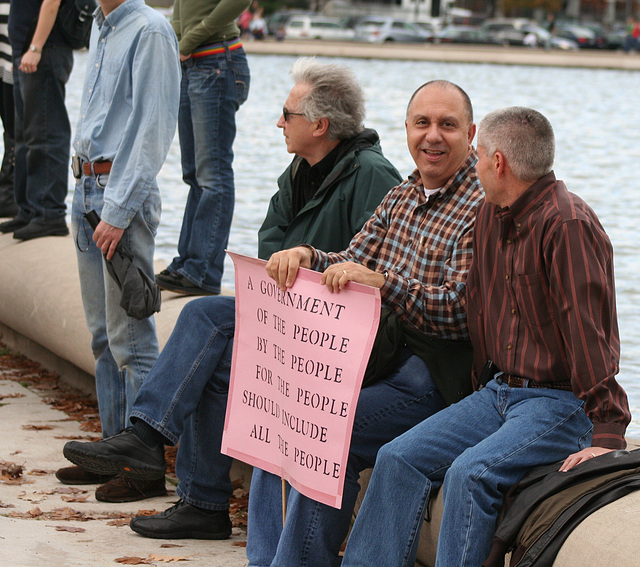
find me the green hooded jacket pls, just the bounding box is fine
[257,129,401,260]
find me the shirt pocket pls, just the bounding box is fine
[515,272,553,329]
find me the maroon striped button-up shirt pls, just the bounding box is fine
[467,172,630,449]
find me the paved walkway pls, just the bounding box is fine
[243,39,640,71]
[0,375,249,567]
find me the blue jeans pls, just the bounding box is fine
[72,175,160,438]
[130,296,236,510]
[168,44,250,293]
[341,379,594,567]
[13,45,73,222]
[246,351,447,567]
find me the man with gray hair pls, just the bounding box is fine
[339,106,630,567]
[247,79,484,567]
[61,57,400,538]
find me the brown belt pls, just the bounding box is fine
[498,374,573,392]
[83,160,112,176]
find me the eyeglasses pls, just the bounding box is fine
[282,107,305,121]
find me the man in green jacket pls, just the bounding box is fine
[61,58,400,538]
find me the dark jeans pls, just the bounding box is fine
[13,45,73,222]
[0,80,15,209]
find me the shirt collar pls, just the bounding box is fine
[497,171,557,220]
[407,148,478,203]
[95,0,142,28]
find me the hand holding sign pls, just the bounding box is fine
[265,246,313,291]
[221,252,381,508]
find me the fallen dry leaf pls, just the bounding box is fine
[61,493,90,503]
[0,392,25,400]
[114,557,153,565]
[159,544,184,548]
[232,541,247,547]
[107,518,132,527]
[148,554,195,562]
[50,525,86,533]
[22,424,54,431]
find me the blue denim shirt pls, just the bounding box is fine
[73,0,180,228]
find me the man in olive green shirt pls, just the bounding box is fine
[157,0,251,295]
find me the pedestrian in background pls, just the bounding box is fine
[156,0,251,296]
[1,0,72,240]
[0,0,17,218]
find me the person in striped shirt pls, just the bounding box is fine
[340,106,631,567]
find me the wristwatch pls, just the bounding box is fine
[29,44,42,53]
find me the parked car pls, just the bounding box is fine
[266,10,313,37]
[434,25,502,45]
[520,24,579,50]
[354,17,431,43]
[481,18,535,45]
[579,21,609,48]
[605,27,626,50]
[414,21,438,41]
[554,23,598,48]
[284,15,355,41]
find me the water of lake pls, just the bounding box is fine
[63,51,640,435]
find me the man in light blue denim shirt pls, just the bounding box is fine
[59,0,180,502]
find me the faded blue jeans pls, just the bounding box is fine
[72,175,160,438]
[130,296,236,510]
[13,45,73,223]
[168,43,250,293]
[341,379,593,567]
[246,350,448,567]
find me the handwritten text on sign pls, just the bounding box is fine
[221,252,380,508]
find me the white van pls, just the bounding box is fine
[284,16,355,41]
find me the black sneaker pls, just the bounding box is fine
[63,427,166,480]
[0,214,31,233]
[13,218,69,240]
[129,500,232,540]
[156,273,219,296]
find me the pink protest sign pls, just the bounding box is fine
[221,252,381,509]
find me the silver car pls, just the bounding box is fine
[354,17,431,43]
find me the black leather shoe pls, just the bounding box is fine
[95,474,167,503]
[129,500,232,540]
[63,427,166,480]
[55,465,114,485]
[0,215,31,233]
[156,273,219,296]
[13,218,69,240]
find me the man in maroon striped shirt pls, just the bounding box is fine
[341,106,631,567]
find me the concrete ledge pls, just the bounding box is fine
[3,227,639,565]
[0,229,207,393]
[356,437,640,566]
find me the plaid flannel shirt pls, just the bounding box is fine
[313,151,483,341]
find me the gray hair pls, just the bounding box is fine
[290,57,365,140]
[406,80,473,125]
[478,107,555,182]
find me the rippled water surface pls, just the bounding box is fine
[65,52,640,435]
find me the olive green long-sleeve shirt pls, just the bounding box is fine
[172,0,250,55]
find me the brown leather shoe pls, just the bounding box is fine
[95,474,167,503]
[56,465,114,485]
